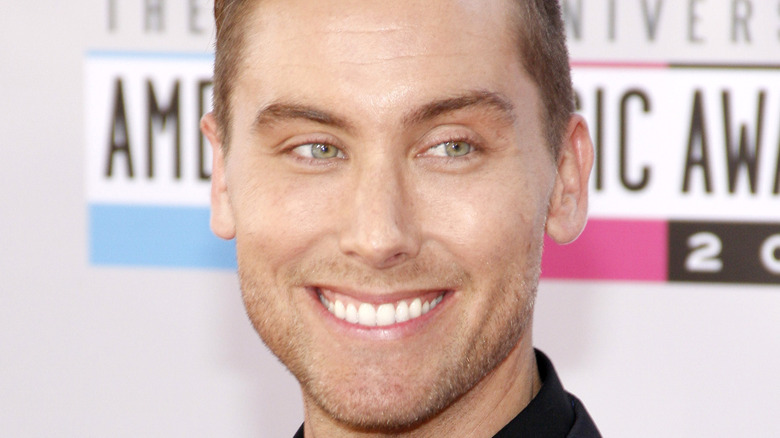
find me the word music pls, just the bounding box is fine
[576,84,780,196]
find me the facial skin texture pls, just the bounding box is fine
[202,0,593,436]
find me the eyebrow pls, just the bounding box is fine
[252,90,516,133]
[403,90,516,127]
[254,103,354,132]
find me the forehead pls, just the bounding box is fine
[249,0,517,50]
[233,0,534,127]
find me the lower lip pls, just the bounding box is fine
[305,287,451,341]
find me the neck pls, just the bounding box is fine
[302,332,540,438]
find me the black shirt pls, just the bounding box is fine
[293,350,600,437]
[493,350,600,437]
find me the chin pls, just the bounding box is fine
[305,373,452,432]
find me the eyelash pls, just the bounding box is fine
[283,132,483,164]
[283,136,346,165]
[291,143,345,159]
[421,133,482,160]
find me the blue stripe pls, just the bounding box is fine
[86,49,214,61]
[89,204,236,269]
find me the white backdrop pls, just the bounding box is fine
[2,1,779,436]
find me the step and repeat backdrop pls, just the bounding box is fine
[86,2,780,286]
[3,1,778,437]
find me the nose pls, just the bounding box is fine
[338,159,421,269]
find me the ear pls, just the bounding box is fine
[545,114,594,244]
[200,112,236,240]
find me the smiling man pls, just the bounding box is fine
[201,0,598,436]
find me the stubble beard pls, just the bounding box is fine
[237,243,541,433]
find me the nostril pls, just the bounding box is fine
[339,226,419,268]
[377,252,409,268]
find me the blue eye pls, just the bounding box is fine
[292,143,344,159]
[428,141,473,157]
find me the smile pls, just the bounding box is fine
[316,288,446,327]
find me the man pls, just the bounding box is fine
[201,0,598,436]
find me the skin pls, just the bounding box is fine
[201,0,593,436]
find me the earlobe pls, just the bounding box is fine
[545,114,594,244]
[200,112,236,240]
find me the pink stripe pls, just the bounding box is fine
[540,219,668,282]
[570,60,670,69]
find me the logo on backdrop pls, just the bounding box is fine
[85,1,780,284]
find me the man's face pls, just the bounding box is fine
[209,0,564,431]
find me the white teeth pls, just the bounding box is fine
[319,291,445,327]
[409,298,422,319]
[334,300,346,319]
[395,300,410,323]
[346,303,359,324]
[376,303,395,326]
[358,303,376,326]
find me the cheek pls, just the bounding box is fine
[419,174,549,270]
[229,164,344,266]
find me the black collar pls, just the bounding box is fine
[492,350,574,437]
